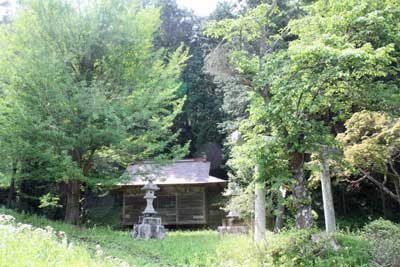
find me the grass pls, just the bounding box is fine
[0,215,125,267]
[0,208,373,267]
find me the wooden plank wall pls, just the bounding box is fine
[123,185,208,225]
[206,184,226,227]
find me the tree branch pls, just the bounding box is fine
[360,170,400,205]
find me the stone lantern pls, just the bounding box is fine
[142,179,159,215]
[132,178,166,240]
[218,182,248,235]
[225,184,240,222]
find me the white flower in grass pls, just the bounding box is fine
[0,214,15,224]
[17,223,33,233]
[95,244,103,257]
[56,231,68,244]
[33,228,47,236]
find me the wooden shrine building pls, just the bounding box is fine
[118,158,226,227]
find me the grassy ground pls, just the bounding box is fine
[0,208,372,267]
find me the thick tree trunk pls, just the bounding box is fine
[254,181,266,243]
[290,152,313,229]
[64,180,81,225]
[320,146,336,233]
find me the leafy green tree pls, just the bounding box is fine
[0,0,188,224]
[338,111,400,205]
[205,0,305,235]
[207,0,400,230]
[264,0,400,227]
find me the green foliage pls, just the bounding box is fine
[363,219,400,267]
[223,183,255,221]
[207,0,400,157]
[152,0,226,153]
[39,193,62,209]
[206,0,299,183]
[206,0,400,228]
[338,111,399,173]
[0,0,189,190]
[268,229,371,267]
[262,0,400,154]
[337,111,400,204]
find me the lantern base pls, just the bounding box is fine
[132,217,166,240]
[217,225,248,236]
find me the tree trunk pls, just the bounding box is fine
[341,185,347,216]
[6,165,17,209]
[290,152,313,229]
[64,180,81,224]
[254,181,266,244]
[274,188,286,233]
[274,203,285,233]
[394,178,400,200]
[381,188,388,219]
[6,177,15,209]
[320,146,336,233]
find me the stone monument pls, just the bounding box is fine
[132,179,166,240]
[218,182,248,235]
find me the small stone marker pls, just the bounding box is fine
[132,179,166,240]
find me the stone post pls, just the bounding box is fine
[320,145,336,233]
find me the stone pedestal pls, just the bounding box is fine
[217,217,248,236]
[132,216,166,240]
[218,225,248,236]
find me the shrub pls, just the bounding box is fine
[364,219,400,267]
[267,229,371,267]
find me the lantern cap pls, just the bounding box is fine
[141,180,160,191]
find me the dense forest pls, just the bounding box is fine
[0,0,399,266]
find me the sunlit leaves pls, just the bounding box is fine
[0,0,189,186]
[337,111,399,174]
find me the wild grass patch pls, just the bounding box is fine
[0,208,375,267]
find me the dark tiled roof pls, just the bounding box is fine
[121,159,226,185]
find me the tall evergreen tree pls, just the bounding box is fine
[154,0,226,161]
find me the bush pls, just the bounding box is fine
[267,229,371,267]
[364,219,400,267]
